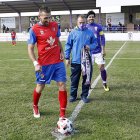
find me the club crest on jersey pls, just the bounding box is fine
[94,27,98,31]
[40,30,44,35]
[46,36,55,46]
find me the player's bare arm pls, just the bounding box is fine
[28,44,42,72]
[58,39,64,60]
[101,46,106,57]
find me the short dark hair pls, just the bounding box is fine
[87,11,96,18]
[39,6,51,13]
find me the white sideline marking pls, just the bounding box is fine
[69,41,127,122]
[105,58,140,60]
[0,57,139,62]
[0,58,29,61]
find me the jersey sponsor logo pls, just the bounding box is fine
[94,26,98,31]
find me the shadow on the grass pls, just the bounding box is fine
[40,110,57,117]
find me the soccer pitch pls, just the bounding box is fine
[0,41,140,140]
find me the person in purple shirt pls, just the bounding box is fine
[86,11,110,91]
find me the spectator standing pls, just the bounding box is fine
[2,24,6,33]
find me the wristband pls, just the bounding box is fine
[33,61,38,66]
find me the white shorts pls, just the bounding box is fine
[92,53,105,65]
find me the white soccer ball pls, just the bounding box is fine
[57,117,73,134]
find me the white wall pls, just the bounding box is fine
[0,33,29,41]
[0,32,140,42]
[105,32,140,41]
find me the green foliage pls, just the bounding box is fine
[0,41,140,140]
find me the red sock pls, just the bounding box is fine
[33,89,41,106]
[58,90,67,117]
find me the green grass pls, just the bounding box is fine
[0,41,140,140]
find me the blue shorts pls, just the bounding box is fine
[12,38,16,41]
[35,62,67,84]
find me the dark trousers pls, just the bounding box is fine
[70,63,90,98]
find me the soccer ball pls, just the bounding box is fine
[57,117,73,134]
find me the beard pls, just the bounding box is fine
[42,21,50,26]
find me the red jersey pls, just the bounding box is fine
[28,22,62,66]
[11,31,16,39]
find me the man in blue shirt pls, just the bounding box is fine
[86,11,110,92]
[65,15,97,103]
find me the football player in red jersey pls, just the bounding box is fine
[11,30,16,46]
[28,6,67,119]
